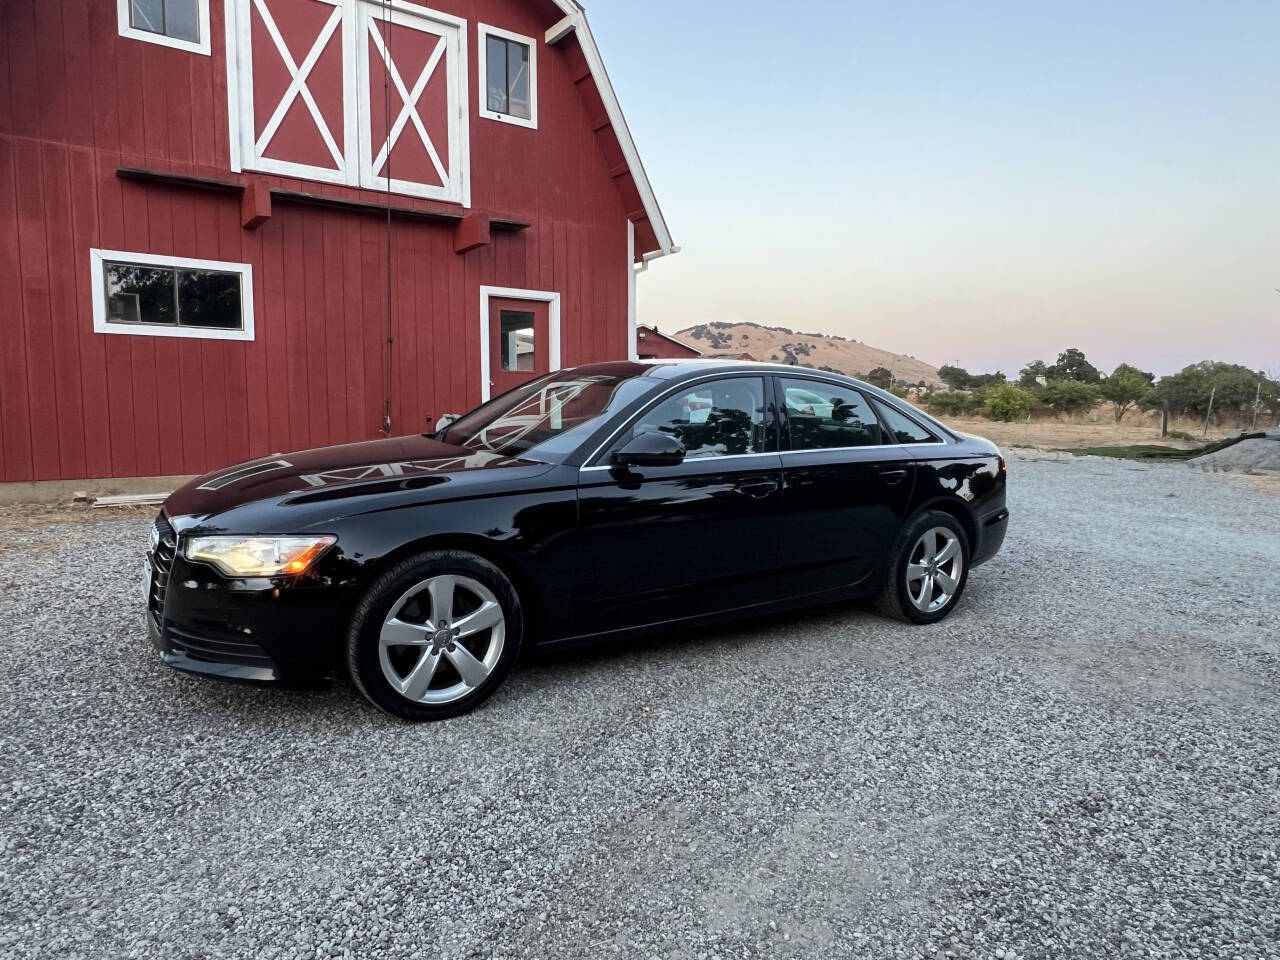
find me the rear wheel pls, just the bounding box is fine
[346,550,522,721]
[877,511,970,624]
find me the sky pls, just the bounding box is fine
[588,0,1280,378]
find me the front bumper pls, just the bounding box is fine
[144,519,352,689]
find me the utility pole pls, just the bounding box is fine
[1202,386,1216,439]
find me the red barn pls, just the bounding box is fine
[635,323,700,360]
[0,0,675,485]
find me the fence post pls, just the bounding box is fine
[1161,402,1169,439]
[1251,382,1261,432]
[1202,386,1216,439]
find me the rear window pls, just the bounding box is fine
[872,398,938,445]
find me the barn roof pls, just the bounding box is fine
[543,2,676,261]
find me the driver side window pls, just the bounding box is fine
[619,377,767,461]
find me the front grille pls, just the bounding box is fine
[167,623,275,668]
[148,513,177,623]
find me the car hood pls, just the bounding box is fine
[164,435,550,522]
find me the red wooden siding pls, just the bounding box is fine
[636,326,701,361]
[0,0,643,483]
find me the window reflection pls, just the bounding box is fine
[629,378,766,459]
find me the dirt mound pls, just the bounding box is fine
[1190,433,1280,473]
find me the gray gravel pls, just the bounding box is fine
[2,454,1279,960]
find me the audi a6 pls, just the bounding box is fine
[143,360,1009,721]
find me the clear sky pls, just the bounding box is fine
[588,0,1280,378]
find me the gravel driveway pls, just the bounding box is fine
[2,454,1278,960]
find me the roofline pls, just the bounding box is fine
[545,7,677,260]
[637,323,703,355]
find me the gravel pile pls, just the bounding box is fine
[2,455,1278,959]
[1190,434,1280,474]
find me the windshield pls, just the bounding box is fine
[439,370,655,462]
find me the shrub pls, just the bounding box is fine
[983,384,1033,422]
[1041,379,1102,415]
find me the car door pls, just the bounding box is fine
[572,375,786,636]
[774,377,917,595]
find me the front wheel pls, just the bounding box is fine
[876,511,970,624]
[345,550,523,721]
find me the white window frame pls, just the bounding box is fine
[90,249,255,342]
[477,23,538,130]
[479,286,560,401]
[117,0,212,56]
[356,0,470,203]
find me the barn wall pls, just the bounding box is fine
[0,0,633,482]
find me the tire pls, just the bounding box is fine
[345,550,523,721]
[876,510,971,624]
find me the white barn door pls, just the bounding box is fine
[231,0,357,185]
[356,0,468,204]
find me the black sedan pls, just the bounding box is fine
[145,360,1009,721]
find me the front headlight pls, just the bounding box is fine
[182,535,337,577]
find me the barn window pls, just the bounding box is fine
[478,24,537,129]
[90,250,255,342]
[117,0,210,55]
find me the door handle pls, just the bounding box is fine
[879,468,908,486]
[738,478,780,499]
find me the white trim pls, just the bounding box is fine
[118,0,212,56]
[476,23,538,130]
[225,0,241,171]
[627,220,638,361]
[544,10,674,258]
[479,286,561,402]
[355,0,470,204]
[90,248,255,342]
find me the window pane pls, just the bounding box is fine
[105,263,176,325]
[177,270,242,329]
[782,379,885,450]
[872,398,937,445]
[486,35,509,113]
[164,0,200,42]
[499,310,535,371]
[130,0,165,35]
[629,377,765,460]
[507,40,530,119]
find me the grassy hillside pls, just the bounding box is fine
[674,322,942,387]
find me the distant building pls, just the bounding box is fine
[636,324,701,360]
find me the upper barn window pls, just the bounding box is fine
[117,0,211,55]
[90,250,255,342]
[478,24,537,129]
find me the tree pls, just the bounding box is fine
[937,365,972,390]
[1018,361,1049,388]
[1041,379,1101,416]
[1048,348,1101,383]
[983,384,1033,422]
[1100,363,1155,422]
[1150,362,1277,424]
[865,367,894,389]
[968,371,1008,388]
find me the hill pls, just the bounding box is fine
[673,322,942,387]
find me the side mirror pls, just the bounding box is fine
[436,413,462,431]
[613,431,686,468]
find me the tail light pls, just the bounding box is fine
[999,456,1007,477]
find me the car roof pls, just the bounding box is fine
[569,357,878,388]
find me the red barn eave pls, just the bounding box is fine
[545,4,677,263]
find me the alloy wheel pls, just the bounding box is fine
[378,574,506,705]
[905,526,964,614]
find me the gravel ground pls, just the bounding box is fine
[2,454,1278,960]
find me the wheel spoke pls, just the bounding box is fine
[935,570,959,595]
[401,649,443,700]
[935,538,959,565]
[452,600,502,639]
[906,562,929,582]
[427,575,455,624]
[445,643,490,687]
[918,533,936,563]
[381,617,432,649]
[914,574,935,610]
